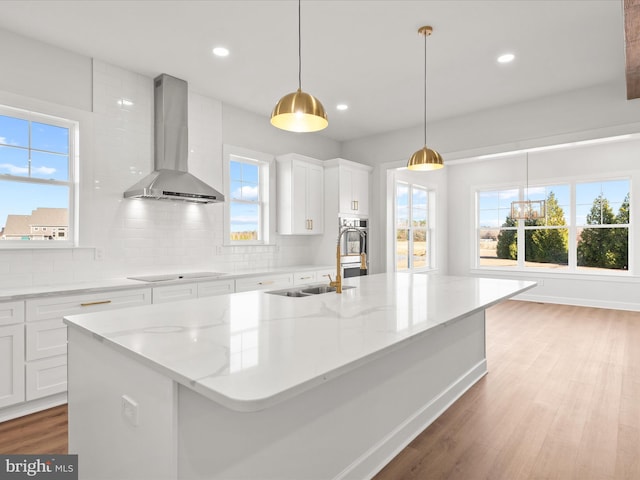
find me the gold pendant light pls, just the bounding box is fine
[271,0,328,133]
[408,26,443,171]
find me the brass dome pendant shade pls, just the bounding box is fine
[271,0,328,132]
[408,25,443,171]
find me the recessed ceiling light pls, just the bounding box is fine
[336,104,348,111]
[212,46,229,57]
[497,53,515,64]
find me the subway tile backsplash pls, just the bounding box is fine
[0,60,313,290]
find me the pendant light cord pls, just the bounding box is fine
[298,0,302,90]
[423,31,427,146]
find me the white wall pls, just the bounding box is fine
[0,28,340,289]
[342,82,640,310]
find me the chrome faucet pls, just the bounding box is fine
[328,226,367,293]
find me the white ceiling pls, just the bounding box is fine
[0,0,626,142]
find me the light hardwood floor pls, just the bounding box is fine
[1,301,639,479]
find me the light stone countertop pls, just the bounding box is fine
[64,273,536,412]
[0,264,333,301]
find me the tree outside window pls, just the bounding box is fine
[478,179,630,273]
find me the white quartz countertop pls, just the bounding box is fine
[0,265,332,301]
[64,273,536,412]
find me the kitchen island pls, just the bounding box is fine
[64,273,535,480]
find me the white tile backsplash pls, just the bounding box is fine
[0,60,319,290]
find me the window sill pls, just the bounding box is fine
[470,267,640,283]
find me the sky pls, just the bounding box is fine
[0,114,70,229]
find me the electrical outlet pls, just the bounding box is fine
[94,247,105,261]
[121,395,139,427]
[538,279,544,286]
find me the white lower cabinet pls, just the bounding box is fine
[26,318,67,361]
[153,282,199,304]
[293,271,317,286]
[235,273,294,292]
[0,323,25,408]
[197,279,235,298]
[26,355,67,401]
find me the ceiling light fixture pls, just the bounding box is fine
[407,25,443,171]
[336,104,348,111]
[511,153,545,220]
[497,53,515,63]
[270,0,328,132]
[212,47,230,57]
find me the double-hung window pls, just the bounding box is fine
[0,105,77,245]
[395,181,432,271]
[477,178,630,273]
[224,146,271,245]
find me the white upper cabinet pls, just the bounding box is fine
[277,154,324,235]
[326,159,372,217]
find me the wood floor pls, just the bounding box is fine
[375,300,640,480]
[1,301,639,479]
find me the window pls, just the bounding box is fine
[0,106,76,246]
[477,179,630,273]
[395,181,433,271]
[224,146,271,245]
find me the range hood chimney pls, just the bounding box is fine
[123,74,224,203]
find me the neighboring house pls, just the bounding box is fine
[1,208,68,240]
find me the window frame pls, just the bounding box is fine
[0,103,79,249]
[223,145,273,246]
[394,180,435,272]
[475,175,632,275]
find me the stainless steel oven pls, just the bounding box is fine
[339,216,368,277]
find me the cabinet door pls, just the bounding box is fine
[306,164,324,233]
[0,301,25,327]
[293,271,317,286]
[27,288,152,322]
[351,168,370,216]
[198,279,235,298]
[26,319,68,361]
[339,167,354,214]
[25,355,67,401]
[291,161,309,234]
[235,273,294,292]
[0,324,25,408]
[153,283,198,304]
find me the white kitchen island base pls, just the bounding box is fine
[66,274,535,479]
[69,310,486,480]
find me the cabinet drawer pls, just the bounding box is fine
[26,288,152,321]
[0,324,25,408]
[197,279,235,298]
[293,271,317,286]
[153,283,198,304]
[26,319,67,361]
[235,273,294,292]
[0,301,25,326]
[314,268,335,283]
[26,355,67,401]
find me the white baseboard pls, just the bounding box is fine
[515,292,640,312]
[337,360,488,480]
[0,393,67,423]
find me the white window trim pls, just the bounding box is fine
[0,103,80,249]
[474,173,633,276]
[394,179,436,272]
[222,145,274,246]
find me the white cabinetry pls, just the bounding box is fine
[235,273,294,292]
[25,288,151,401]
[153,279,235,303]
[0,301,25,409]
[326,158,372,217]
[277,154,324,234]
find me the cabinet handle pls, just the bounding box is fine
[80,300,112,307]
[352,200,358,211]
[258,281,275,285]
[310,219,313,230]
[300,275,312,280]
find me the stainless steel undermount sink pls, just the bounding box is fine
[266,284,355,297]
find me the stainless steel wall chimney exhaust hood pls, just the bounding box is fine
[124,74,225,203]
